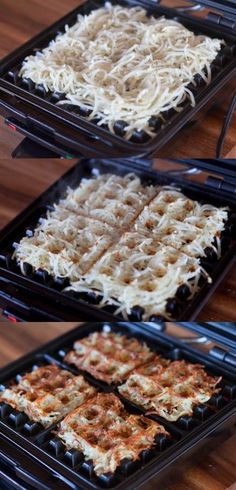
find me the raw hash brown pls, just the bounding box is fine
[14,172,229,320]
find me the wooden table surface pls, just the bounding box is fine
[0,0,236,158]
[0,158,236,321]
[0,322,235,490]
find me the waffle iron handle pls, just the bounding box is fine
[0,447,51,490]
[216,92,236,158]
[15,465,53,490]
[0,442,76,490]
[15,464,78,490]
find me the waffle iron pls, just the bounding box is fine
[0,321,235,490]
[1,0,236,158]
[0,157,235,322]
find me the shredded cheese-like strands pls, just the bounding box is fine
[19,3,224,138]
[14,173,228,319]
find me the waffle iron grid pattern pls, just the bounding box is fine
[0,324,236,490]
[1,168,235,322]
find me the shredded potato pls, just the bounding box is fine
[119,358,222,421]
[14,173,228,319]
[64,331,155,383]
[0,365,96,427]
[19,3,224,138]
[57,392,169,476]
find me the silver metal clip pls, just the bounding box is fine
[179,336,209,344]
[163,167,201,177]
[172,4,204,13]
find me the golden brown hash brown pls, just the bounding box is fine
[118,359,222,421]
[64,331,155,383]
[0,364,96,427]
[56,392,169,476]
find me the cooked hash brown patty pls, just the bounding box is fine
[56,392,169,476]
[118,358,222,421]
[0,365,96,427]
[64,330,222,421]
[64,330,155,384]
[0,332,223,476]
[14,172,228,319]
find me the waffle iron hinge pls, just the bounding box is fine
[207,11,236,30]
[205,175,236,195]
[166,1,236,29]
[210,345,236,367]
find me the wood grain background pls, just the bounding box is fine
[0,158,235,321]
[0,321,235,490]
[0,0,236,158]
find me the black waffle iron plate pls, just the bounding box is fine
[1,0,236,157]
[0,322,236,490]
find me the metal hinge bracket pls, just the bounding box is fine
[207,12,236,30]
[205,175,236,195]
